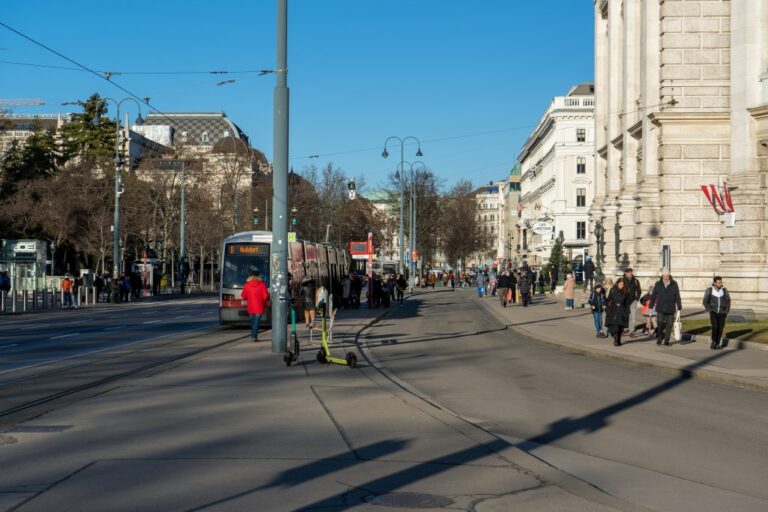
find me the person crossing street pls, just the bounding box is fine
[651,269,682,346]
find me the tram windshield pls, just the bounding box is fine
[222,242,270,289]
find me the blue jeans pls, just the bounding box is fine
[250,314,262,340]
[477,287,484,298]
[566,298,574,309]
[592,310,603,333]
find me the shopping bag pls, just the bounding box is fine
[672,311,682,341]
[506,289,512,301]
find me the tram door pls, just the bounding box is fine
[12,263,36,291]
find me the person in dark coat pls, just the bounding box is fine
[703,276,731,350]
[650,269,682,346]
[583,258,596,292]
[509,271,518,303]
[605,279,630,346]
[497,272,511,307]
[518,274,531,307]
[588,283,608,337]
[620,268,642,337]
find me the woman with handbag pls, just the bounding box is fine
[605,280,630,346]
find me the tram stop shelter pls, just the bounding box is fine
[0,239,48,291]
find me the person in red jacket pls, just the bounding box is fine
[241,271,270,341]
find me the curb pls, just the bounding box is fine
[472,293,768,392]
[686,334,768,352]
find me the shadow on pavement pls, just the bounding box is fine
[184,439,410,512]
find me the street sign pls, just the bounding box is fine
[288,232,296,242]
[532,221,554,236]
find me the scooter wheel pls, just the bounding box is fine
[317,349,327,364]
[346,352,357,368]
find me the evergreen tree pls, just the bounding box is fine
[60,93,117,164]
[545,230,567,283]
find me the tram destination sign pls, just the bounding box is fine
[228,244,268,255]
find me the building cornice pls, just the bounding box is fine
[648,111,730,126]
[628,120,643,139]
[596,144,608,158]
[748,104,768,120]
[610,133,624,150]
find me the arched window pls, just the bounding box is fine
[201,131,210,144]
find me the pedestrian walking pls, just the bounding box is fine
[650,269,682,346]
[341,274,351,309]
[640,283,656,336]
[620,268,642,337]
[583,257,596,292]
[71,274,81,309]
[497,272,511,308]
[703,276,731,350]
[301,278,317,328]
[606,279,630,346]
[61,274,73,308]
[518,273,531,307]
[550,269,558,294]
[396,274,407,306]
[241,271,270,342]
[110,277,120,303]
[475,272,486,298]
[588,283,608,337]
[449,270,455,289]
[537,272,545,295]
[563,274,576,310]
[94,274,104,303]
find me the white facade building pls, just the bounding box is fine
[518,83,596,269]
[592,0,768,309]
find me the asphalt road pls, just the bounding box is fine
[0,296,220,379]
[364,288,768,512]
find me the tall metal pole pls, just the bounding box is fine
[112,104,122,279]
[271,0,289,353]
[399,144,405,276]
[411,174,416,278]
[179,160,186,293]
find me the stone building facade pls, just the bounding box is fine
[592,0,768,309]
[518,84,595,270]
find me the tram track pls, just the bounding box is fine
[0,327,257,431]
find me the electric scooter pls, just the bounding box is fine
[284,299,300,366]
[315,305,357,368]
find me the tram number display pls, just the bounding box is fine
[228,244,267,255]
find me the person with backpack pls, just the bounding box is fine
[518,273,531,307]
[703,276,731,350]
[588,282,608,337]
[301,278,317,328]
[583,257,596,292]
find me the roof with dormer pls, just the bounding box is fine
[142,112,248,147]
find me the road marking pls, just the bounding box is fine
[0,322,219,377]
[104,326,127,331]
[0,344,19,349]
[20,324,52,330]
[50,333,79,340]
[143,320,161,324]
[175,315,189,318]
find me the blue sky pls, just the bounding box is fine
[2,1,594,190]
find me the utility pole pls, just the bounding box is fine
[112,112,122,279]
[179,160,186,293]
[271,0,289,354]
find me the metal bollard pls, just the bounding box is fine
[0,292,5,313]
[32,290,37,311]
[60,289,64,309]
[12,290,17,313]
[42,289,47,310]
[22,290,28,313]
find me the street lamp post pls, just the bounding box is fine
[103,98,144,278]
[394,160,426,283]
[594,219,605,282]
[382,136,423,276]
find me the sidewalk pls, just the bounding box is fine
[1,304,634,511]
[472,289,768,391]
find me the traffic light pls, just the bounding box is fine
[252,207,259,226]
[290,206,298,227]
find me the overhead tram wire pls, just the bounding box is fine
[1,22,196,125]
[0,59,274,76]
[292,123,536,161]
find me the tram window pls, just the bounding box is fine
[222,243,270,289]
